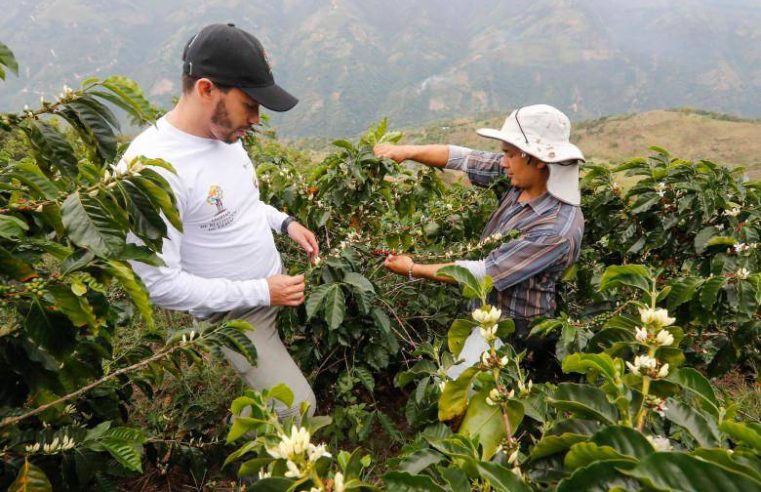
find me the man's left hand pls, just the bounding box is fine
[384,254,414,276]
[287,221,320,264]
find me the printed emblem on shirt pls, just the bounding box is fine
[202,184,238,231]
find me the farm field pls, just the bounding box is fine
[1,39,760,492]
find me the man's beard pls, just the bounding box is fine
[211,100,246,144]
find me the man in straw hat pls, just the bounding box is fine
[374,104,584,379]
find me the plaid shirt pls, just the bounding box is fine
[447,146,584,320]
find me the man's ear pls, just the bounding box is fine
[535,160,548,170]
[195,78,215,100]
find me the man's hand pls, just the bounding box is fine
[287,221,320,264]
[373,144,409,163]
[384,254,414,276]
[267,274,305,306]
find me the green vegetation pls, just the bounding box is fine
[1,40,760,491]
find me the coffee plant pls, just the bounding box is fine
[1,39,759,491]
[0,43,257,490]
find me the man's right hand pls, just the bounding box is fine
[373,144,409,163]
[267,274,305,306]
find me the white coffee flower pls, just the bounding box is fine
[258,469,271,479]
[647,435,672,451]
[284,459,301,478]
[307,442,331,462]
[654,330,674,347]
[635,326,649,343]
[734,243,749,254]
[656,363,670,379]
[715,223,725,231]
[334,472,346,492]
[736,267,750,279]
[498,355,509,368]
[507,449,520,465]
[486,387,501,406]
[724,208,741,217]
[479,324,498,342]
[626,355,657,375]
[25,443,41,453]
[638,307,675,328]
[472,306,502,326]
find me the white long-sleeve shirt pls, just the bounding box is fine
[121,117,289,318]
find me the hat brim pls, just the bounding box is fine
[241,83,298,112]
[547,162,581,205]
[476,128,585,163]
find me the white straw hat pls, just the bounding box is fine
[476,104,584,205]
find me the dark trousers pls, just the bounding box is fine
[511,318,561,382]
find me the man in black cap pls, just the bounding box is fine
[122,23,318,418]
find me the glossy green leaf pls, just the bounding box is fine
[436,264,482,299]
[599,265,651,295]
[459,389,523,460]
[106,260,154,329]
[562,352,620,384]
[591,425,655,459]
[666,367,719,417]
[720,421,761,452]
[547,383,619,424]
[476,461,532,492]
[438,366,479,421]
[622,451,761,492]
[383,471,446,492]
[448,319,476,356]
[324,284,346,330]
[61,192,124,258]
[556,459,638,492]
[565,442,633,470]
[0,41,19,79]
[343,272,375,293]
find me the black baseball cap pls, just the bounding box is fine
[182,23,298,112]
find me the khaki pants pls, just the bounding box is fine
[200,306,316,419]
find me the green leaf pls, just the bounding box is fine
[562,353,620,385]
[0,41,19,79]
[63,96,118,161]
[306,283,332,319]
[371,306,391,334]
[106,260,154,329]
[664,399,720,448]
[699,276,726,310]
[530,433,590,460]
[0,245,36,280]
[475,461,532,492]
[100,436,144,472]
[692,448,761,483]
[26,120,79,179]
[667,276,704,311]
[237,457,273,477]
[448,319,477,357]
[46,285,98,329]
[8,459,52,492]
[398,449,444,474]
[266,383,294,408]
[438,367,479,421]
[127,174,182,232]
[0,214,29,240]
[547,384,619,424]
[3,161,61,200]
[459,389,524,460]
[591,425,655,459]
[622,451,761,492]
[694,226,716,254]
[343,272,375,293]
[324,284,346,330]
[94,75,157,124]
[383,472,446,492]
[248,477,295,491]
[61,192,125,258]
[565,442,633,470]
[557,460,638,492]
[599,265,651,295]
[436,264,482,300]
[666,367,719,417]
[721,421,761,452]
[204,323,257,366]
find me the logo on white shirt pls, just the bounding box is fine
[206,185,225,214]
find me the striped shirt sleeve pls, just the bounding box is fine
[484,234,570,291]
[446,145,504,187]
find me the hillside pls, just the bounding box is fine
[2,0,761,136]
[395,109,761,178]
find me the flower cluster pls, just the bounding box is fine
[634,326,674,347]
[473,305,501,341]
[180,330,197,345]
[626,354,669,379]
[637,307,675,329]
[25,435,76,454]
[485,386,514,406]
[480,350,508,368]
[266,426,331,479]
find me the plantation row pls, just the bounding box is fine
[1,41,760,491]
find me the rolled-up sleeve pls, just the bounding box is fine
[484,235,569,291]
[446,145,504,187]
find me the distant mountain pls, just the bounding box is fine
[1,0,761,137]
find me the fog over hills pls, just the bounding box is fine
[1,0,760,137]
